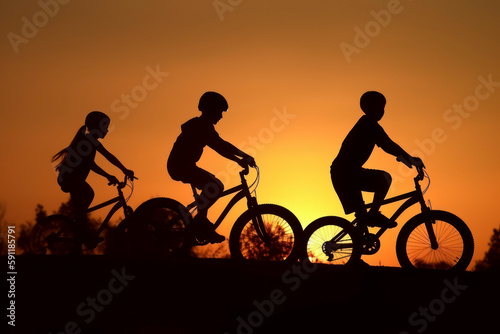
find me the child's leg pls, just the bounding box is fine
[331,166,365,215]
[69,182,95,240]
[358,169,397,228]
[189,168,225,243]
[359,169,391,213]
[190,168,224,219]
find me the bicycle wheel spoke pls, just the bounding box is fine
[237,211,296,261]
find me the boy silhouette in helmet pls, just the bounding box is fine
[331,91,423,228]
[168,91,256,243]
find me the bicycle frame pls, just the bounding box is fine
[88,178,132,237]
[187,166,260,230]
[328,167,435,251]
[364,169,430,239]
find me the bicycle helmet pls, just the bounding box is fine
[198,91,228,113]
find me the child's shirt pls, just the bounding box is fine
[333,115,392,169]
[168,117,221,168]
[58,133,100,186]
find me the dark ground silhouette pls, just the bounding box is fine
[11,255,500,334]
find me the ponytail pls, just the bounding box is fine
[52,125,87,171]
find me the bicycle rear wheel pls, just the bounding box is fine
[132,197,191,258]
[301,216,362,266]
[229,204,302,263]
[396,210,474,270]
[30,215,80,255]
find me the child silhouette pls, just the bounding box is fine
[167,91,256,243]
[52,111,135,248]
[331,91,423,227]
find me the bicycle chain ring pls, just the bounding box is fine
[362,233,381,255]
[194,237,209,246]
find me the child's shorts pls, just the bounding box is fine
[331,164,391,214]
[168,164,224,194]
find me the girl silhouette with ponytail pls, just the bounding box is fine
[52,111,134,248]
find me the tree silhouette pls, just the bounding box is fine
[475,225,500,271]
[0,203,40,255]
[16,222,34,254]
[0,203,9,255]
[35,204,47,222]
[239,222,294,261]
[190,243,230,258]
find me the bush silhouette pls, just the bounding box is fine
[475,225,500,271]
[239,222,294,261]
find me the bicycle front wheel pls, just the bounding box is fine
[229,204,302,263]
[302,216,362,266]
[30,215,80,255]
[396,210,474,270]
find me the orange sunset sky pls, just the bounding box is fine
[1,1,499,268]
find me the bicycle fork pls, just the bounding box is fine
[423,215,439,250]
[419,197,439,250]
[416,180,439,250]
[248,197,271,244]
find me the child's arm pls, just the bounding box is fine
[209,137,256,167]
[97,145,135,178]
[91,162,119,185]
[377,133,423,167]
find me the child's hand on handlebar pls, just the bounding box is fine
[124,169,136,180]
[107,175,119,186]
[397,155,424,169]
[239,155,256,168]
[410,157,424,168]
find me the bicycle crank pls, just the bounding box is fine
[362,233,380,255]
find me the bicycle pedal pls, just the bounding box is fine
[194,238,209,246]
[84,237,104,250]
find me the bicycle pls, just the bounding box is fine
[30,175,137,255]
[132,165,303,263]
[301,166,474,270]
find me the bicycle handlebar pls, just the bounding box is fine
[396,156,425,182]
[239,163,259,177]
[416,165,425,182]
[240,164,250,176]
[110,175,137,189]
